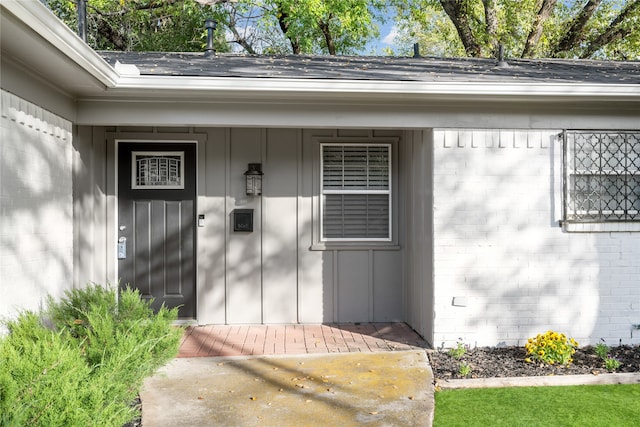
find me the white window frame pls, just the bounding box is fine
[320,142,392,242]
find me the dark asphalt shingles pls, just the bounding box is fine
[100,51,640,84]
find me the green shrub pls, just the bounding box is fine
[525,330,578,366]
[604,356,622,372]
[0,284,182,426]
[0,312,132,426]
[447,339,468,359]
[595,341,610,359]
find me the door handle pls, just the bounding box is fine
[118,236,127,259]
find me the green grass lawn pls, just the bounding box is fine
[434,384,640,427]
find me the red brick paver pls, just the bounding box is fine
[178,323,429,358]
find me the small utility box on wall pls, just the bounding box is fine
[233,209,253,232]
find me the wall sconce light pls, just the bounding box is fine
[244,163,263,196]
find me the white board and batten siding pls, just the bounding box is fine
[432,129,640,348]
[74,127,411,327]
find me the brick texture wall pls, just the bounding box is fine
[0,90,73,323]
[433,129,640,348]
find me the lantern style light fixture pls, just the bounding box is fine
[244,163,263,196]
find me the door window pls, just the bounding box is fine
[132,151,185,189]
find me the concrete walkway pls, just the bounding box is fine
[141,323,435,426]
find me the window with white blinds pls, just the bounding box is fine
[321,144,391,241]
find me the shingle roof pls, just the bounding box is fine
[99,52,639,84]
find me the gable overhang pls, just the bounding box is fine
[0,1,118,99]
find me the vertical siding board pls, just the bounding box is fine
[73,125,94,286]
[373,250,404,321]
[403,129,434,342]
[226,128,263,323]
[93,127,109,284]
[262,128,299,323]
[299,129,333,323]
[197,128,226,324]
[337,251,369,322]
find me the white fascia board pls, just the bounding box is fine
[112,75,640,101]
[2,0,119,87]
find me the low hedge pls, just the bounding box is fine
[0,284,182,426]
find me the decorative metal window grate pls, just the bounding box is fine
[564,131,640,222]
[321,144,391,240]
[132,152,184,189]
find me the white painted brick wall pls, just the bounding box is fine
[0,90,73,324]
[433,129,640,348]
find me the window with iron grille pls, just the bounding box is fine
[321,143,391,241]
[564,131,640,223]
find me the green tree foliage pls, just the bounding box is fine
[44,0,228,52]
[43,0,640,58]
[44,0,386,55]
[266,0,385,55]
[390,0,640,59]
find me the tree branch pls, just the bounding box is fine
[555,0,602,54]
[226,12,256,54]
[276,8,301,54]
[482,0,498,55]
[521,0,557,58]
[439,0,482,57]
[318,15,336,55]
[580,0,640,58]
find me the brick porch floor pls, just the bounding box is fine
[178,323,430,358]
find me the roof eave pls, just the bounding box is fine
[1,0,119,90]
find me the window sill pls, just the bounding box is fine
[562,221,640,233]
[310,243,401,251]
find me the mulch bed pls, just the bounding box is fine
[428,345,640,380]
